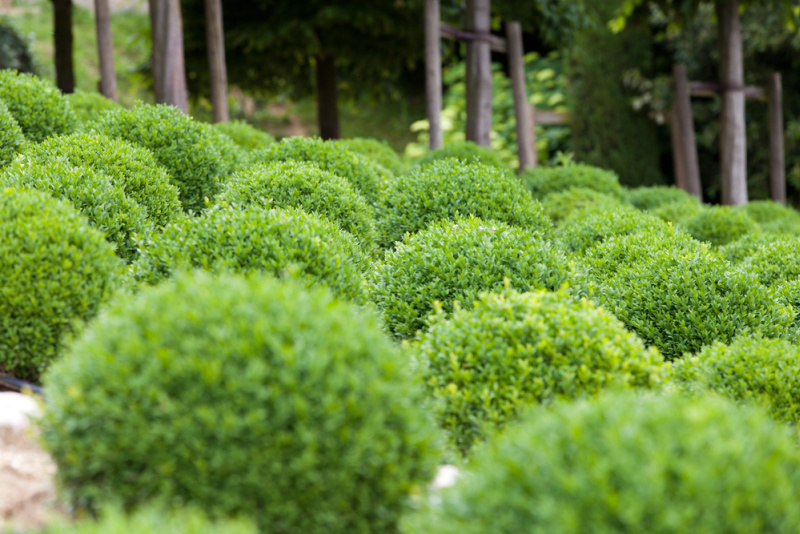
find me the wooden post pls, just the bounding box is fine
[464,0,492,147]
[716,0,748,205]
[670,105,687,192]
[205,0,228,122]
[148,0,189,113]
[768,72,786,205]
[53,0,75,94]
[529,104,538,167]
[94,0,117,102]
[506,21,535,171]
[424,0,443,151]
[673,63,703,200]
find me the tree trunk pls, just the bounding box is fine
[316,54,340,140]
[716,0,747,205]
[205,0,228,122]
[506,21,535,171]
[424,0,443,150]
[464,0,491,147]
[52,0,75,94]
[94,0,117,101]
[148,0,189,113]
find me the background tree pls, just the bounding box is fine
[204,0,227,122]
[149,0,188,112]
[94,0,117,101]
[52,0,74,93]
[180,0,425,139]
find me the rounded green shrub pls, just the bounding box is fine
[369,217,570,339]
[132,205,368,303]
[253,136,383,206]
[556,206,670,255]
[520,163,627,200]
[414,140,506,170]
[743,200,800,235]
[217,161,378,254]
[540,186,626,224]
[736,236,800,288]
[198,121,250,175]
[404,392,800,534]
[41,272,439,531]
[673,334,800,425]
[92,104,226,213]
[593,243,793,360]
[686,205,760,247]
[717,232,784,263]
[24,133,182,229]
[0,99,25,167]
[66,90,120,125]
[651,198,704,226]
[0,70,78,142]
[0,188,120,380]
[377,158,551,249]
[417,289,667,455]
[776,279,800,331]
[213,120,275,151]
[338,137,406,176]
[2,158,152,262]
[627,185,700,211]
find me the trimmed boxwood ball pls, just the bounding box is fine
[0,70,78,142]
[132,205,368,303]
[24,133,182,229]
[717,232,784,263]
[416,289,667,455]
[253,136,383,206]
[369,217,570,340]
[593,242,793,360]
[92,104,226,213]
[627,185,700,211]
[556,206,670,255]
[776,279,800,330]
[540,186,625,224]
[337,137,406,176]
[673,334,800,426]
[686,205,760,246]
[0,188,120,380]
[414,140,506,170]
[0,99,25,167]
[2,158,152,263]
[651,198,704,226]
[66,90,120,125]
[217,161,378,255]
[403,392,800,534]
[377,158,551,249]
[198,121,250,175]
[737,236,800,288]
[41,272,440,531]
[743,200,800,235]
[520,163,627,200]
[213,120,275,151]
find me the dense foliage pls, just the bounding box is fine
[743,200,800,235]
[685,206,761,247]
[628,185,700,211]
[556,206,669,255]
[540,187,626,224]
[413,141,507,170]
[416,289,667,455]
[0,98,25,167]
[213,120,275,151]
[42,272,439,532]
[521,163,628,200]
[651,198,704,225]
[337,137,406,176]
[66,91,120,125]
[736,236,800,288]
[0,69,78,142]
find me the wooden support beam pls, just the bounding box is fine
[425,0,443,150]
[440,22,507,53]
[768,72,786,205]
[506,21,534,171]
[688,81,765,101]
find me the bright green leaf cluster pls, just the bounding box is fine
[686,205,761,247]
[627,185,700,211]
[213,120,275,152]
[540,186,626,225]
[735,236,800,288]
[717,232,785,263]
[66,90,120,126]
[521,163,627,200]
[556,206,669,255]
[743,200,800,235]
[0,188,120,381]
[337,137,406,177]
[416,289,667,455]
[651,198,704,226]
[0,69,78,142]
[0,98,25,167]
[369,217,570,339]
[41,272,439,532]
[414,141,507,170]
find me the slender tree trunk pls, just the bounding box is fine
[53,0,75,94]
[148,0,189,112]
[424,0,443,150]
[94,0,117,101]
[465,0,491,146]
[316,54,340,140]
[716,0,747,205]
[205,0,228,122]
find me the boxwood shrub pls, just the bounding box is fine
[198,122,250,175]
[736,237,800,288]
[717,232,784,263]
[0,188,120,381]
[25,133,182,229]
[404,392,800,534]
[0,70,78,142]
[414,140,506,170]
[369,217,570,339]
[217,161,378,254]
[213,120,275,151]
[776,279,800,330]
[337,137,406,177]
[593,243,793,360]
[743,200,800,235]
[520,163,627,200]
[92,104,226,213]
[416,289,667,455]
[66,90,120,125]
[2,158,152,263]
[41,272,439,532]
[0,99,25,167]
[377,158,551,249]
[132,205,368,303]
[540,186,626,224]
[673,334,800,425]
[651,198,704,226]
[254,136,383,206]
[556,206,670,255]
[627,185,699,211]
[686,205,760,247]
